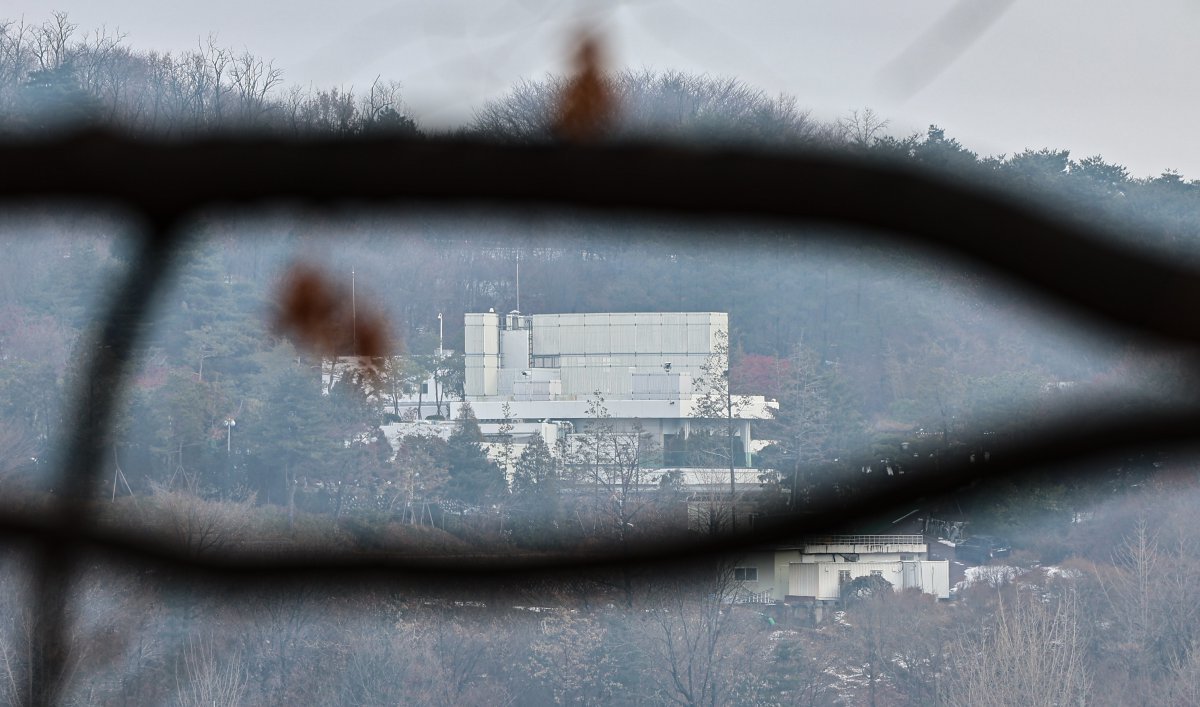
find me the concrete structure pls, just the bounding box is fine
[730,535,951,604]
[466,311,725,402]
[459,310,775,478]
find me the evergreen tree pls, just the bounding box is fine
[15,63,100,134]
[444,403,504,504]
[511,432,560,538]
[241,363,335,519]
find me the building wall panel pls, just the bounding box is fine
[790,563,820,598]
[635,322,663,351]
[609,324,636,352]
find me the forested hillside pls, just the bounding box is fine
[5,12,1200,706]
[2,13,1198,526]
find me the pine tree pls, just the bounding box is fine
[512,432,560,536]
[444,403,504,504]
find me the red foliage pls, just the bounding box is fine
[731,353,790,399]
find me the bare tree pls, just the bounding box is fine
[942,587,1089,707]
[0,557,159,705]
[144,483,256,558]
[31,12,76,72]
[201,37,231,129]
[70,25,127,113]
[176,633,248,707]
[764,628,839,707]
[691,330,752,531]
[838,587,949,707]
[471,69,832,146]
[525,610,620,704]
[838,108,890,148]
[1097,518,1200,696]
[0,12,422,138]
[639,562,768,706]
[359,76,413,133]
[236,587,319,702]
[1163,638,1200,706]
[571,393,656,545]
[0,19,34,108]
[771,338,834,507]
[229,50,282,127]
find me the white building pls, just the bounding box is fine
[465,310,725,402]
[732,535,951,604]
[458,310,775,477]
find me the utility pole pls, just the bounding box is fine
[351,269,357,356]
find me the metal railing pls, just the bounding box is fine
[802,535,925,547]
[3,130,1199,703]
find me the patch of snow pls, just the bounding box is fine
[833,610,852,628]
[1043,565,1082,580]
[937,539,957,547]
[380,420,454,455]
[956,565,1027,591]
[823,663,868,692]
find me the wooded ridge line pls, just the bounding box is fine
[1,132,1198,346]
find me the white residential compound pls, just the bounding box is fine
[733,535,951,604]
[460,310,775,485]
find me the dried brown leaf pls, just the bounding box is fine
[272,264,391,380]
[554,32,614,141]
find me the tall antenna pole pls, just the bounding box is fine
[515,254,520,313]
[351,269,357,356]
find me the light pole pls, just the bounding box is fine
[223,417,236,499]
[437,313,444,418]
[408,471,421,524]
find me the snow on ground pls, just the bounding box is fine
[937,539,957,547]
[1041,565,1083,579]
[823,663,869,697]
[954,564,1026,592]
[380,420,454,455]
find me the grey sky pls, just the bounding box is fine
[19,0,1200,177]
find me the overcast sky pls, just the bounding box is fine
[17,0,1200,177]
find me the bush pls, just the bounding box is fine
[841,574,894,603]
